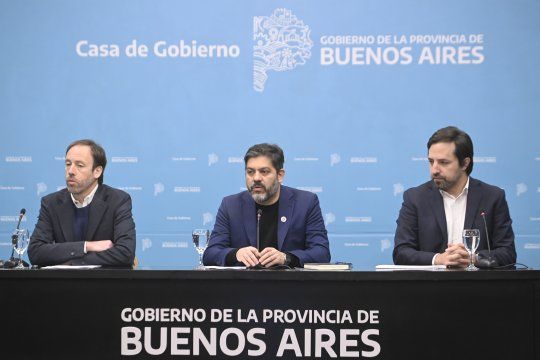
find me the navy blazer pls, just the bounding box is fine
[202,185,330,266]
[28,184,136,267]
[393,177,516,266]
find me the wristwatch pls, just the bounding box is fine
[283,253,291,266]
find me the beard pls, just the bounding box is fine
[432,176,458,192]
[249,179,280,204]
[432,177,448,190]
[66,176,95,196]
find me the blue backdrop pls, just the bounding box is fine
[1,0,539,268]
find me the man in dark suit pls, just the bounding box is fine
[28,139,136,267]
[203,143,330,267]
[393,126,516,267]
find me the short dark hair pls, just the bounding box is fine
[66,139,107,184]
[427,126,474,175]
[244,143,284,171]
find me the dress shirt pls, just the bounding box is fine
[432,177,469,264]
[71,183,99,208]
[70,183,99,252]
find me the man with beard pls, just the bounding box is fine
[393,126,516,267]
[203,143,330,268]
[28,139,136,267]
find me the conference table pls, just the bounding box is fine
[1,267,538,359]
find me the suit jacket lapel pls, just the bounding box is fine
[278,186,294,250]
[57,190,75,243]
[428,181,448,246]
[85,186,107,241]
[242,192,257,247]
[464,178,482,230]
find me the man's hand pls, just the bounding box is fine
[236,246,260,267]
[259,247,286,268]
[86,240,113,252]
[434,243,470,267]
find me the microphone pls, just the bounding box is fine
[476,211,499,269]
[247,209,265,270]
[4,208,27,269]
[16,208,26,230]
[256,209,262,251]
[12,208,26,246]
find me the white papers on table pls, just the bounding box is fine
[41,265,102,270]
[375,264,447,271]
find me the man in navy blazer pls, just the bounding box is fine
[28,140,136,267]
[393,127,516,267]
[203,143,330,267]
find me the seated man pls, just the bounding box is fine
[393,126,516,267]
[28,139,136,267]
[203,143,330,268]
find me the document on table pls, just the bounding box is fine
[375,264,447,271]
[41,265,102,270]
[202,266,246,270]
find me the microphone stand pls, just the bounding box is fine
[248,209,264,270]
[4,209,26,269]
[476,211,498,269]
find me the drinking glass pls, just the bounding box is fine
[462,229,480,271]
[12,229,30,269]
[192,229,210,269]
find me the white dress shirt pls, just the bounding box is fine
[70,183,99,253]
[432,177,469,264]
[71,183,99,208]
